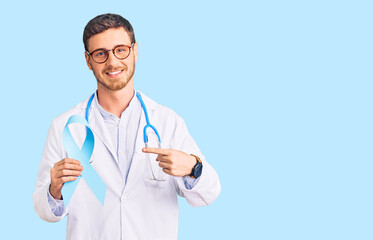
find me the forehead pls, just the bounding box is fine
[88,27,131,51]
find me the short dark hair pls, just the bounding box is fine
[83,13,136,51]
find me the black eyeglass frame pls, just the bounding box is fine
[87,43,135,63]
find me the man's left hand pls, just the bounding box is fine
[142,148,197,177]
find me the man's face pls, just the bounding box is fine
[85,27,138,91]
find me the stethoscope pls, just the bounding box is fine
[86,91,162,148]
[86,91,165,181]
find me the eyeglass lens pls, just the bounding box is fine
[92,45,131,63]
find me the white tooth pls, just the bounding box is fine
[108,70,121,75]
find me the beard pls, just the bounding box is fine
[94,63,135,91]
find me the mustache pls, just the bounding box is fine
[103,66,127,72]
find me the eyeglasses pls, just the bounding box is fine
[87,43,134,63]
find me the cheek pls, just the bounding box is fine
[91,64,104,74]
[91,67,102,79]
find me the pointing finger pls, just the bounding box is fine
[142,147,169,155]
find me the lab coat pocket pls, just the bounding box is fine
[141,152,168,188]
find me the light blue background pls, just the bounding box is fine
[0,0,372,239]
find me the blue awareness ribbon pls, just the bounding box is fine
[61,115,106,207]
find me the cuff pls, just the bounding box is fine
[182,175,201,190]
[47,188,66,217]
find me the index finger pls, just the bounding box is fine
[58,158,81,165]
[142,147,169,155]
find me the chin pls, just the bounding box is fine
[99,78,128,91]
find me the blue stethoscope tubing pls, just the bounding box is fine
[85,91,161,147]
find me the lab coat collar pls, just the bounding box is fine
[136,90,160,111]
[75,90,160,113]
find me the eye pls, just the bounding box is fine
[116,47,129,53]
[91,49,107,58]
[94,51,106,57]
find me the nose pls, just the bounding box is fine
[105,50,120,66]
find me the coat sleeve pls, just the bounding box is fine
[171,115,221,207]
[33,119,67,222]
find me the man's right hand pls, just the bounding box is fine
[49,158,83,200]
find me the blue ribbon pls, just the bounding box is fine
[61,115,106,207]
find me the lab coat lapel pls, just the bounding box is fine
[89,107,119,165]
[87,110,125,197]
[123,103,146,192]
[125,92,157,190]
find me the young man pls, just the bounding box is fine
[33,13,221,239]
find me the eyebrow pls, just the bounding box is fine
[112,44,130,49]
[91,44,132,52]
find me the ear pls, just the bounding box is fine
[133,42,138,62]
[84,51,93,70]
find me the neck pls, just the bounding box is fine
[96,79,135,118]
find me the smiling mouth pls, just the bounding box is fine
[105,69,124,77]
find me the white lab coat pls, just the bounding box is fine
[33,92,221,240]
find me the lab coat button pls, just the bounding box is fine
[121,196,126,202]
